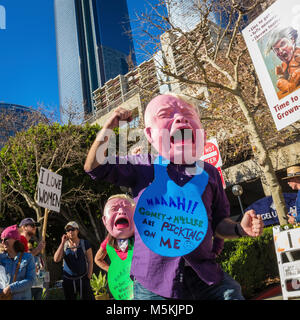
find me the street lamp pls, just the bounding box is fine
[232,184,244,216]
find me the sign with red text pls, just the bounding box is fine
[200,138,223,168]
[36,167,62,212]
[242,0,300,130]
[200,138,226,188]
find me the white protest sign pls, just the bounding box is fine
[242,0,300,130]
[36,167,62,213]
[273,226,300,300]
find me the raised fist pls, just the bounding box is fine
[105,107,133,129]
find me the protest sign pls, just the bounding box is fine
[200,138,225,188]
[200,138,223,168]
[36,167,62,213]
[134,156,208,257]
[242,0,300,130]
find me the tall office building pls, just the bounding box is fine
[0,103,45,149]
[165,0,250,32]
[54,0,136,123]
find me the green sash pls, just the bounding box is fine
[107,239,134,300]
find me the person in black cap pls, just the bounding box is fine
[18,218,45,256]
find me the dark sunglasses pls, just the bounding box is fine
[1,238,9,243]
[66,228,76,232]
[26,224,36,228]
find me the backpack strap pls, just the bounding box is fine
[80,239,86,256]
[80,239,88,270]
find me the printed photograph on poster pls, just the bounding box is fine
[242,0,300,130]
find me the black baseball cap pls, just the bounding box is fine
[19,218,40,227]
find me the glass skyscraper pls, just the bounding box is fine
[0,103,45,149]
[54,0,136,123]
[165,0,247,32]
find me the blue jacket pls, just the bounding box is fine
[0,252,35,300]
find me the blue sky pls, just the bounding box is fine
[0,0,162,118]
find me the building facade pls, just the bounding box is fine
[54,0,136,123]
[87,0,282,128]
[165,0,245,32]
[88,57,160,127]
[0,103,44,149]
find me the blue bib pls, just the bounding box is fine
[134,156,209,257]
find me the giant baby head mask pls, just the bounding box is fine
[102,194,135,239]
[144,94,205,164]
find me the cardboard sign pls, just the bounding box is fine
[134,156,209,257]
[36,167,62,213]
[242,0,300,130]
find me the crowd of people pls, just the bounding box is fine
[0,93,298,301]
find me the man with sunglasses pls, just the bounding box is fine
[18,218,45,256]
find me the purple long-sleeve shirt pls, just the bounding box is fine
[86,154,229,298]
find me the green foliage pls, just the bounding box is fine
[90,271,108,296]
[217,226,279,298]
[0,122,121,251]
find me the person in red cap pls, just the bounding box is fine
[0,225,35,300]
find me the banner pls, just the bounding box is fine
[242,0,300,130]
[246,193,297,226]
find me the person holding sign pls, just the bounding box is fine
[95,194,135,300]
[18,218,45,256]
[84,93,263,300]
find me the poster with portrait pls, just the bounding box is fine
[242,0,300,130]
